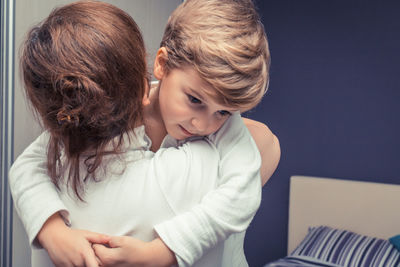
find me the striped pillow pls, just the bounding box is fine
[290,226,400,267]
[389,235,400,252]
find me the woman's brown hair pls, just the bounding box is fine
[20,1,148,200]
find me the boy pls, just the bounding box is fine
[10,0,280,266]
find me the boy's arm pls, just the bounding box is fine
[242,117,281,186]
[93,236,176,267]
[154,113,265,266]
[9,132,70,246]
[38,213,109,267]
[9,132,107,266]
[92,138,222,267]
[94,117,282,267]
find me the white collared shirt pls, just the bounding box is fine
[9,112,261,267]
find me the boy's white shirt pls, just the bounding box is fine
[9,112,262,267]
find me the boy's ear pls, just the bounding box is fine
[153,47,168,80]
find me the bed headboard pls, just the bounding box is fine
[288,175,400,254]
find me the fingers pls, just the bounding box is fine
[82,230,110,244]
[107,236,123,248]
[92,244,114,266]
[83,251,100,267]
[82,242,102,267]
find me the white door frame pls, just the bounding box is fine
[1,0,15,266]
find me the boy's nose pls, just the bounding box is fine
[191,117,210,133]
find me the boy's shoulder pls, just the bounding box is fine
[208,112,259,158]
[208,112,245,140]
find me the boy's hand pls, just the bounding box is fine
[93,236,176,267]
[37,212,110,267]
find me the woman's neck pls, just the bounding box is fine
[143,82,167,152]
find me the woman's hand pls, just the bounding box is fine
[93,236,176,267]
[38,212,110,267]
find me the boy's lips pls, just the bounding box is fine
[179,125,195,137]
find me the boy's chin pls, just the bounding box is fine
[170,132,203,141]
[167,131,186,141]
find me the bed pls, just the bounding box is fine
[264,175,400,267]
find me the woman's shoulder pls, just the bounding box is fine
[242,118,281,186]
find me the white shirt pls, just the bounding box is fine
[9,113,261,267]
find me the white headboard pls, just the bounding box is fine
[288,175,400,254]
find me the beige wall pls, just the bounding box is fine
[12,1,181,266]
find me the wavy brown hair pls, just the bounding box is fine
[20,1,148,200]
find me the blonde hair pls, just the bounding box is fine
[160,0,270,111]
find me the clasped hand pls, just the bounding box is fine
[37,213,176,267]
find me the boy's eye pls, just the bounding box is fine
[217,110,231,117]
[188,94,202,104]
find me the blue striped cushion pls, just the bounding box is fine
[290,226,400,267]
[390,235,400,252]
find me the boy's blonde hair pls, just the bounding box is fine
[160,0,270,111]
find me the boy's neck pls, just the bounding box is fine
[143,82,167,152]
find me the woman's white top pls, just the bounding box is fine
[9,113,261,267]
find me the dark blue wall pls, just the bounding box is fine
[244,1,400,266]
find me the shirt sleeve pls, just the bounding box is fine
[154,113,262,267]
[8,132,70,248]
